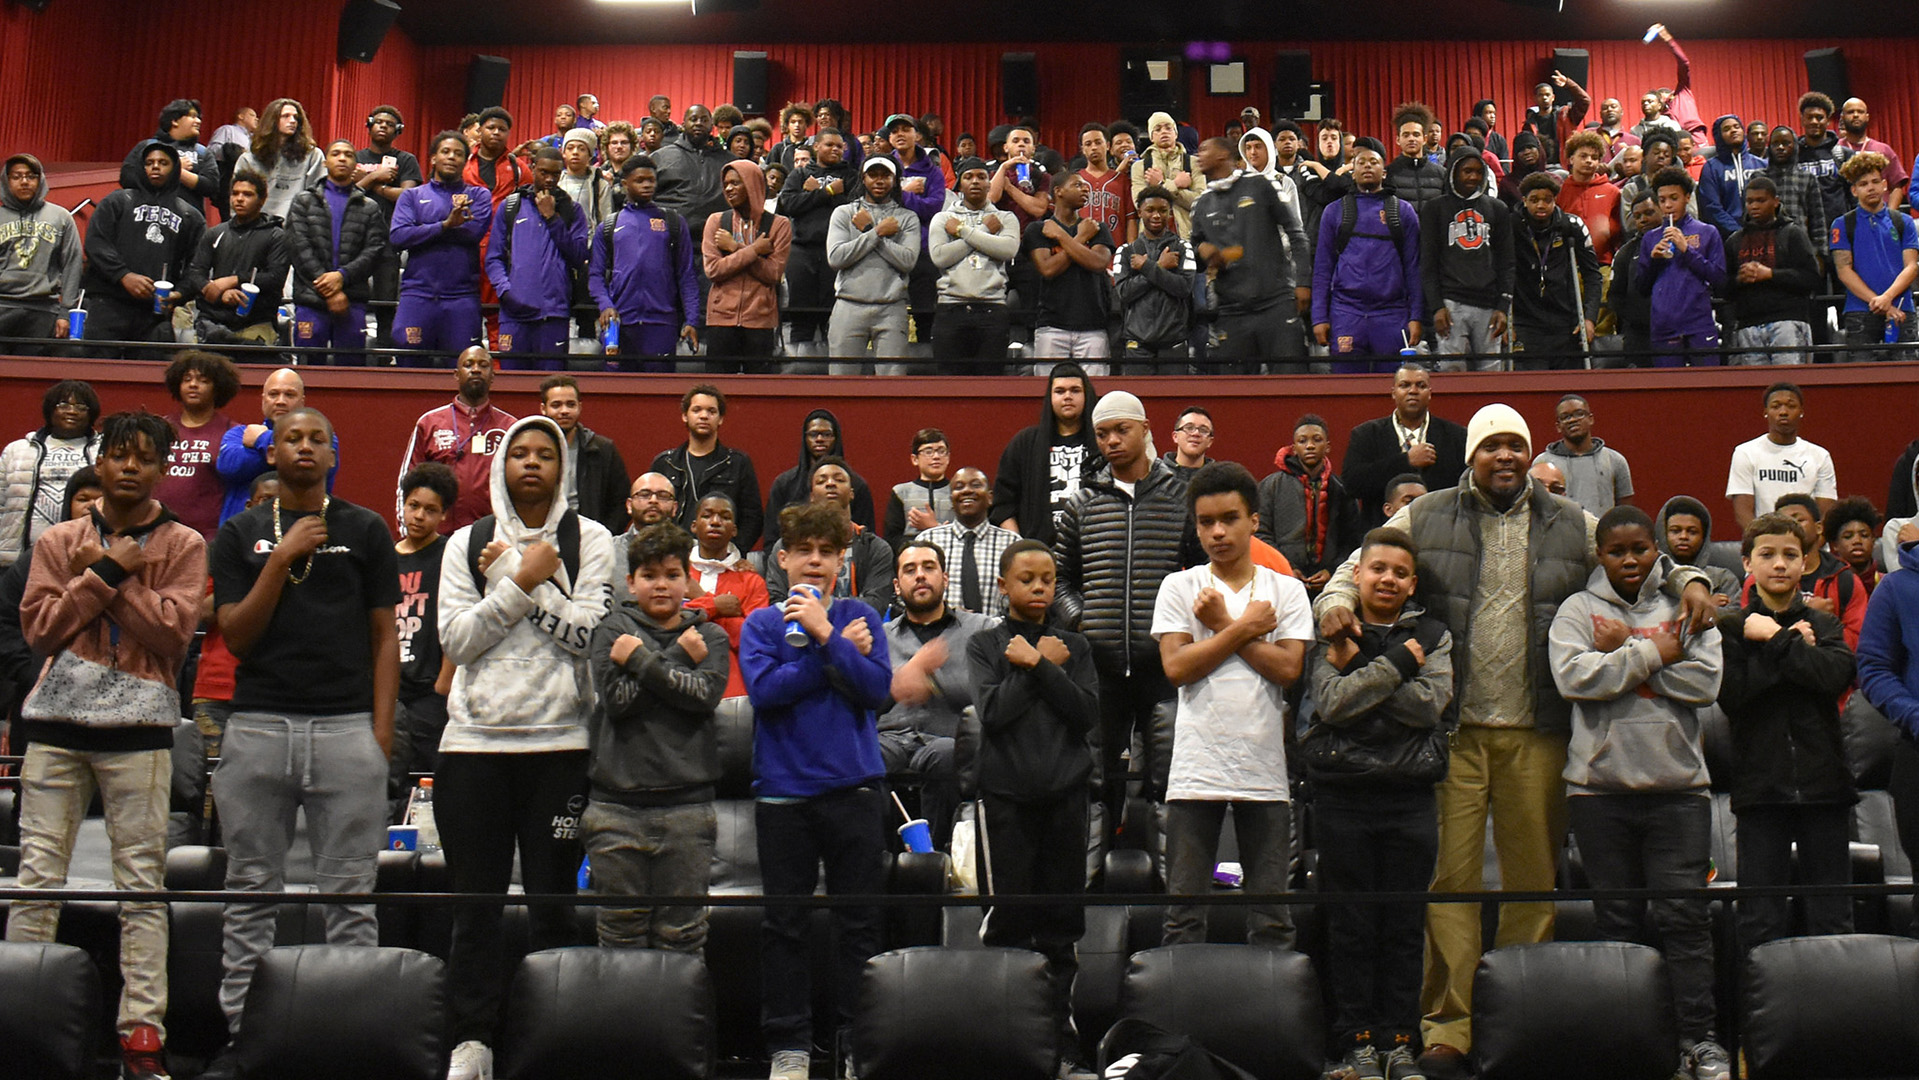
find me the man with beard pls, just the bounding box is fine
[1837,98,1906,207]
[397,347,517,533]
[617,472,680,546]
[652,105,732,224]
[1341,363,1470,527]
[881,541,994,849]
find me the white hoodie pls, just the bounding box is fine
[438,414,619,753]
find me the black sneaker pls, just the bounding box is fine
[1684,1040,1731,1080]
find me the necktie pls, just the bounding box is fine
[961,532,983,612]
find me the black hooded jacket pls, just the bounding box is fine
[1511,205,1602,330]
[83,142,206,307]
[1419,147,1514,319]
[990,377,1101,549]
[284,179,391,307]
[761,408,876,548]
[120,134,220,218]
[1725,213,1821,329]
[182,211,291,328]
[776,158,863,247]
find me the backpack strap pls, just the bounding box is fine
[1383,194,1404,248]
[556,509,581,584]
[466,515,498,594]
[498,193,521,267]
[1335,193,1359,255]
[466,511,581,594]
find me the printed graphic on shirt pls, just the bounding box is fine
[165,432,216,480]
[1049,442,1086,528]
[1756,459,1810,485]
[396,568,433,666]
[1447,209,1491,250]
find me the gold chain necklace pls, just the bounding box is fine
[273,495,330,585]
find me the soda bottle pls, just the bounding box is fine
[406,777,442,852]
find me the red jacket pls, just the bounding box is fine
[684,562,771,697]
[397,398,518,534]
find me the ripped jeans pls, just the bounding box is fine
[211,711,387,1033]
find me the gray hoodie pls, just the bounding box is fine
[439,415,620,754]
[927,201,1020,304]
[0,154,82,313]
[1654,495,1740,599]
[827,195,919,303]
[1549,555,1723,795]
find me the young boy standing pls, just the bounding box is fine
[1716,513,1857,950]
[739,501,893,1080]
[967,539,1100,1080]
[585,522,730,952]
[1256,417,1361,597]
[882,427,953,555]
[1549,505,1727,1080]
[1154,462,1313,947]
[1114,186,1195,363]
[1638,166,1725,367]
[1830,151,1919,360]
[9,411,204,1080]
[390,462,457,820]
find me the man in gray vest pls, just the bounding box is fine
[1314,403,1718,1080]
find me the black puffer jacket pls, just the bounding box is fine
[284,180,390,306]
[1385,153,1447,214]
[1053,458,1196,674]
[182,213,290,328]
[1715,596,1857,812]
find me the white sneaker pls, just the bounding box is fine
[769,1048,811,1080]
[447,1040,493,1080]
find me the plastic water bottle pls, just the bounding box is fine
[577,854,592,891]
[406,777,441,852]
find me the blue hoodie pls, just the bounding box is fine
[1698,113,1767,238]
[1311,188,1422,325]
[739,596,892,797]
[1636,208,1724,338]
[588,201,701,328]
[484,184,590,321]
[390,175,493,298]
[1859,541,1919,740]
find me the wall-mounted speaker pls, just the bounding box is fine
[1804,48,1849,108]
[1550,48,1589,107]
[338,0,400,64]
[1272,51,1313,117]
[465,55,511,116]
[733,52,768,116]
[1002,53,1038,120]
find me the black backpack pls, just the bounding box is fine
[598,207,685,321]
[1098,1019,1259,1080]
[465,510,582,595]
[1334,191,1406,255]
[1838,205,1917,249]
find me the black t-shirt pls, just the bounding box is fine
[1048,429,1089,531]
[212,498,401,714]
[1022,217,1115,332]
[355,147,424,224]
[395,537,446,701]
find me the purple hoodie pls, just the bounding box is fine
[890,149,947,252]
[588,201,701,327]
[1636,211,1724,338]
[485,185,590,320]
[390,175,493,298]
[1311,188,1422,324]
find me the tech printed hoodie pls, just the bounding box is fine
[438,415,619,755]
[1419,146,1514,319]
[81,140,205,305]
[0,154,81,312]
[1549,555,1723,795]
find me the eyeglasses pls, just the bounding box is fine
[914,446,950,456]
[1174,424,1214,437]
[1556,410,1591,423]
[631,490,674,502]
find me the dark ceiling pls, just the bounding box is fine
[395,0,1908,46]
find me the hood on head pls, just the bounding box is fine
[724,159,767,222]
[2,153,45,212]
[1510,131,1543,179]
[797,407,844,469]
[1240,127,1278,178]
[1655,495,1714,563]
[1711,113,1745,157]
[128,139,183,196]
[1764,126,1800,168]
[489,414,571,547]
[1446,145,1485,198]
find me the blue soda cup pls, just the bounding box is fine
[237,282,259,317]
[386,825,418,851]
[1014,160,1031,189]
[66,307,85,339]
[784,584,821,646]
[152,280,172,315]
[897,818,933,853]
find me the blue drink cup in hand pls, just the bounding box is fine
[152,280,172,315]
[237,282,260,317]
[784,584,821,646]
[67,307,85,339]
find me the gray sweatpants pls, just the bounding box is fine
[828,298,909,366]
[1433,300,1504,371]
[212,711,387,1032]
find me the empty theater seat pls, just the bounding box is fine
[854,946,1057,1080]
[233,945,447,1080]
[1113,943,1324,1080]
[1472,941,1678,1080]
[1742,933,1919,1079]
[0,940,102,1080]
[498,947,715,1080]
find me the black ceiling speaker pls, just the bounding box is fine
[338,0,401,64]
[691,0,759,11]
[1272,51,1313,118]
[734,52,768,116]
[1002,53,1039,120]
[465,55,511,116]
[1804,48,1849,107]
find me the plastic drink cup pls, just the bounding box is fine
[151,280,172,314]
[898,819,934,854]
[66,307,85,339]
[237,282,260,316]
[387,825,419,852]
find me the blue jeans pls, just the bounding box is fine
[756,785,887,1054]
[1729,320,1813,364]
[1314,788,1437,1046]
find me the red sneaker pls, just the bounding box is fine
[121,1023,171,1080]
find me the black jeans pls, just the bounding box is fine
[1095,664,1172,828]
[372,249,401,350]
[931,302,1010,372]
[978,790,1088,1056]
[1515,321,1587,369]
[1313,787,1437,1046]
[1211,304,1304,373]
[435,749,588,1045]
[1734,802,1853,949]
[756,785,888,1054]
[0,306,59,354]
[1566,793,1716,1044]
[1894,738,1919,877]
[701,325,780,371]
[81,296,173,358]
[784,244,831,347]
[386,694,448,824]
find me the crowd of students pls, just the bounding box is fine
[4,29,1918,372]
[5,348,1919,1080]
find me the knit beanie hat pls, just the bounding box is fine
[1466,403,1531,456]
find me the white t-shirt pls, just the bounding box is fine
[1725,435,1838,517]
[1151,564,1314,801]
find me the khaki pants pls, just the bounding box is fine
[6,744,172,1037]
[1419,725,1569,1052]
